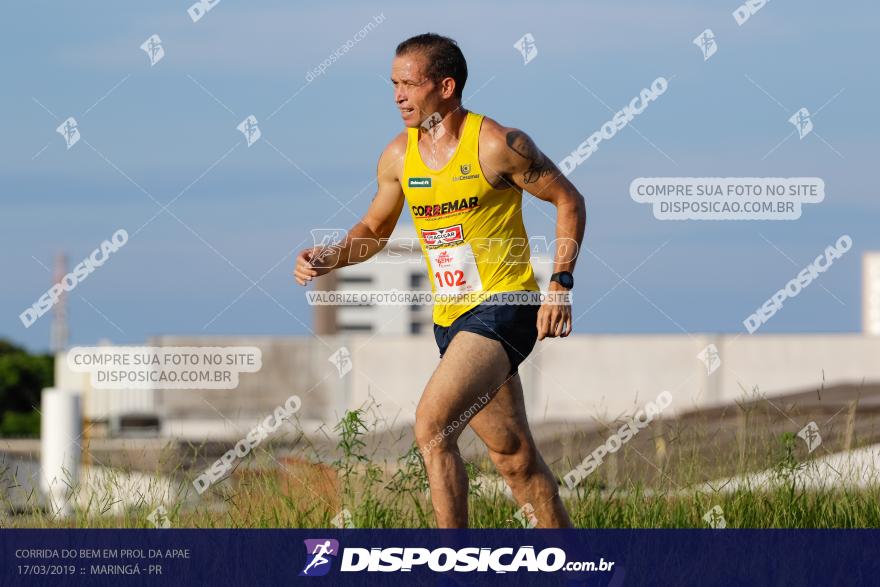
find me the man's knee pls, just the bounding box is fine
[414,408,459,455]
[490,443,538,482]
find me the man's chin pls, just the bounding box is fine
[399,108,426,127]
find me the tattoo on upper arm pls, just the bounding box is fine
[505,130,557,185]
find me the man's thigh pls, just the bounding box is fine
[416,331,514,438]
[467,372,534,455]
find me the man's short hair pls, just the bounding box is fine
[396,33,467,99]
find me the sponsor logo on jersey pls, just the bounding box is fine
[411,196,479,219]
[408,177,432,188]
[452,163,481,182]
[435,250,454,268]
[421,224,464,248]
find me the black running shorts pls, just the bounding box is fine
[433,291,541,376]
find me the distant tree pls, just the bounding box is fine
[0,339,53,437]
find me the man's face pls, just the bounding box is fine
[391,52,443,128]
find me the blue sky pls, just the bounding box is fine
[1,0,877,353]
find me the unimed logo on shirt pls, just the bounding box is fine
[408,177,432,188]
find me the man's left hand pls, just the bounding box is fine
[537,282,572,340]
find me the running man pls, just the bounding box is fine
[301,540,334,575]
[294,34,586,528]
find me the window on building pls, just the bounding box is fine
[339,275,373,284]
[409,273,426,288]
[339,324,372,332]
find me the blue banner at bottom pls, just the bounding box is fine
[2,529,877,586]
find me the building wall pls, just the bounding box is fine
[149,335,342,425]
[864,252,880,335]
[56,334,880,439]
[55,350,155,420]
[344,333,880,425]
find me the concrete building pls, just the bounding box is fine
[54,332,880,441]
[52,250,880,440]
[863,252,880,335]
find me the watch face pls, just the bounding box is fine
[553,272,573,288]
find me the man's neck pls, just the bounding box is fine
[420,105,468,145]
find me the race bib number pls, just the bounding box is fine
[427,243,483,295]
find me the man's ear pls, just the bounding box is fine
[440,77,457,100]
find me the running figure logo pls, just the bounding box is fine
[696,344,721,375]
[299,539,339,577]
[513,33,538,65]
[328,347,352,378]
[237,115,261,147]
[797,421,822,453]
[788,107,813,139]
[692,29,717,61]
[703,505,727,529]
[421,111,444,140]
[309,228,346,265]
[140,34,165,66]
[56,117,80,149]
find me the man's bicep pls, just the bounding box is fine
[362,174,405,238]
[503,129,578,203]
[361,138,407,238]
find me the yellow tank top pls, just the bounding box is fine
[401,111,539,327]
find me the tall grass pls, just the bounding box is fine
[2,395,879,529]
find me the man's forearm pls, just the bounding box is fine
[313,221,387,271]
[552,192,586,275]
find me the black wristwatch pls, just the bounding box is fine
[550,271,574,289]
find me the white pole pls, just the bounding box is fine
[40,387,81,518]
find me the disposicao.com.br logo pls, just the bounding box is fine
[300,539,339,577]
[299,539,614,575]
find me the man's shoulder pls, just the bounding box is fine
[382,130,408,159]
[477,115,512,146]
[378,131,408,179]
[477,115,521,167]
